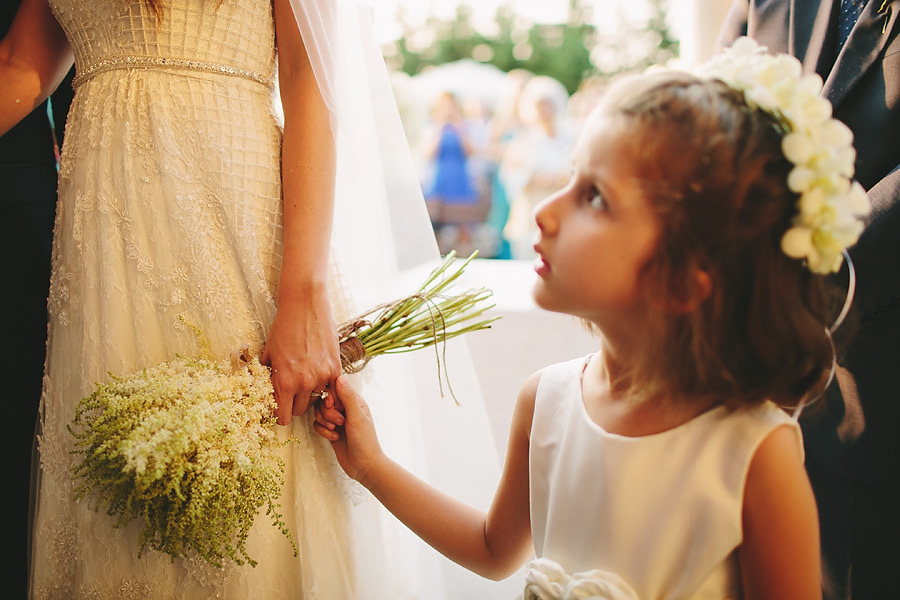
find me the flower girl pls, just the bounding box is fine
[315,38,869,599]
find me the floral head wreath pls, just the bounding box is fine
[699,37,870,274]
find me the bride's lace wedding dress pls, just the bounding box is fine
[33,1,389,598]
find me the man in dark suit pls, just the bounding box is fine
[718,1,900,598]
[0,2,72,596]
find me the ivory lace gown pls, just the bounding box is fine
[32,1,361,597]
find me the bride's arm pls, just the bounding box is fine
[0,0,73,136]
[263,0,340,425]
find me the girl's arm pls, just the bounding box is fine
[319,373,539,580]
[263,0,341,425]
[0,0,73,136]
[739,424,822,599]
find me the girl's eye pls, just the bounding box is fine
[587,189,606,211]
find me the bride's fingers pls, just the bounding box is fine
[270,374,293,426]
[293,382,325,416]
[293,393,310,416]
[295,371,336,417]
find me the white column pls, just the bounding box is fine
[672,0,734,65]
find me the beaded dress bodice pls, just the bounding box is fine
[50,0,275,88]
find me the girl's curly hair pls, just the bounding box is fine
[593,70,838,410]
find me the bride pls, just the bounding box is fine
[1,0,515,597]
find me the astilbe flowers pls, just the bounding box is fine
[69,354,293,567]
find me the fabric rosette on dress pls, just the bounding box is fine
[523,558,639,600]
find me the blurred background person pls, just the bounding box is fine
[498,74,573,260]
[483,68,533,259]
[422,90,490,254]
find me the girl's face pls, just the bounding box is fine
[532,111,662,332]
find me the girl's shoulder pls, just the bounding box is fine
[727,401,801,450]
[535,355,593,387]
[702,400,804,472]
[525,355,594,434]
[517,357,586,413]
[532,354,592,399]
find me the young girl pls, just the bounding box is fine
[315,39,868,599]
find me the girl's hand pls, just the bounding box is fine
[262,290,341,425]
[313,393,344,432]
[314,375,385,485]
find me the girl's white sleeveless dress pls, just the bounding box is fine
[30,1,515,598]
[528,356,802,599]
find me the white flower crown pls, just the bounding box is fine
[699,37,870,274]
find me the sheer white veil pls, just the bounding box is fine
[284,1,521,598]
[285,0,338,128]
[288,0,437,274]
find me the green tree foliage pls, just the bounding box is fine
[383,0,679,95]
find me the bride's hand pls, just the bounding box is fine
[262,290,341,425]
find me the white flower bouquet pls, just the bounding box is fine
[68,251,496,567]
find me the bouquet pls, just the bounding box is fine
[68,251,496,568]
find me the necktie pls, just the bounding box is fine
[838,0,868,47]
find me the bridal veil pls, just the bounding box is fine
[287,1,522,597]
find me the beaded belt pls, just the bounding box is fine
[71,56,272,89]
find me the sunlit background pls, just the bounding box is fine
[365,0,730,259]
